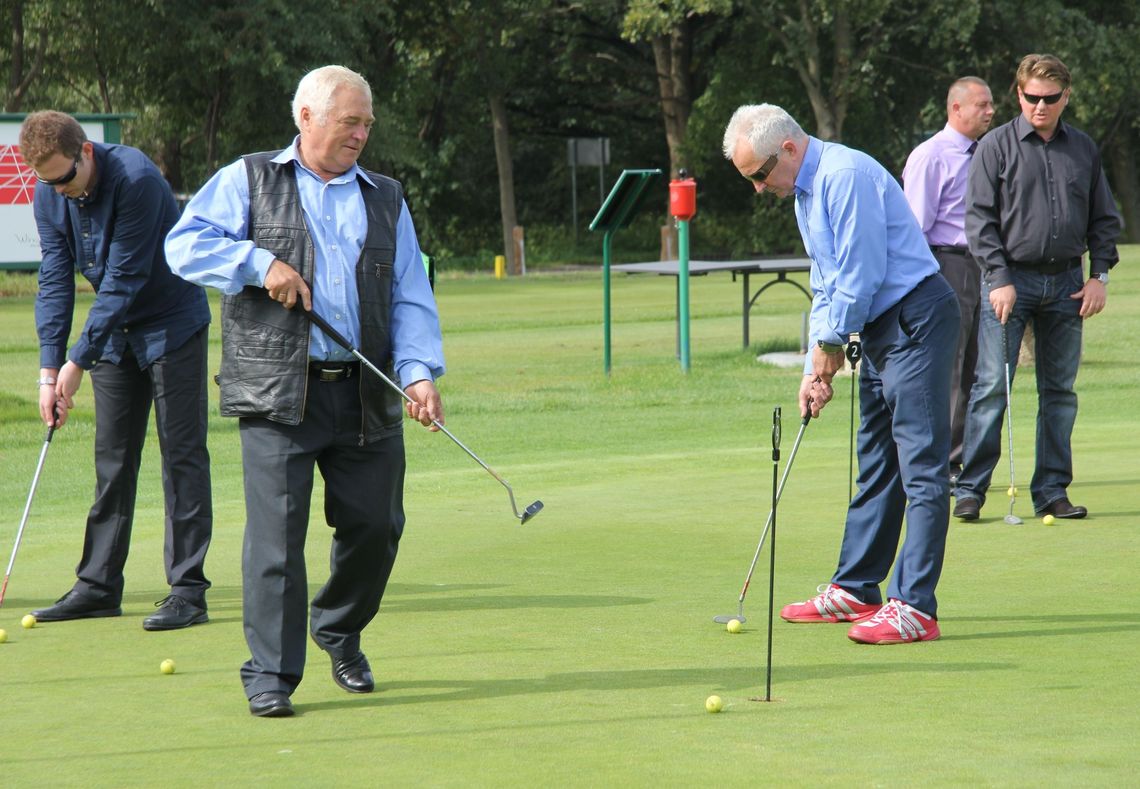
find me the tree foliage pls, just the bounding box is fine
[4,0,1138,262]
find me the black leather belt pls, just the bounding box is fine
[930,245,970,255]
[309,361,359,382]
[1011,257,1081,275]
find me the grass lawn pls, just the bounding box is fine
[0,248,1138,786]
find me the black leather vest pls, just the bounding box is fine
[216,152,404,441]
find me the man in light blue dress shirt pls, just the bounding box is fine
[723,104,960,645]
[167,65,445,716]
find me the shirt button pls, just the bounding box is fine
[335,313,343,321]
[331,244,337,251]
[334,278,341,285]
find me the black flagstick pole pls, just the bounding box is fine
[765,406,781,702]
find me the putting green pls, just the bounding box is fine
[0,250,1137,785]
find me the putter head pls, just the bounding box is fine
[1004,514,1023,525]
[519,500,544,525]
[713,615,747,624]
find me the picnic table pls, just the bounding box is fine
[610,257,813,349]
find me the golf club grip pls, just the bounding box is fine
[304,309,353,354]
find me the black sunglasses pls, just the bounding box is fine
[1021,90,1065,105]
[37,157,81,186]
[745,153,779,183]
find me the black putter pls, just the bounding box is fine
[714,409,811,624]
[304,309,543,525]
[845,339,862,501]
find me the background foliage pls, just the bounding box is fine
[4,0,1138,267]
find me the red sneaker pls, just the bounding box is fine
[779,584,881,623]
[847,599,940,644]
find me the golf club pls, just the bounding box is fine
[304,308,543,525]
[764,406,780,702]
[845,339,862,502]
[714,409,811,624]
[1002,326,1023,525]
[0,419,56,607]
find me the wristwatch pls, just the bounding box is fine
[817,340,844,354]
[1094,272,1109,285]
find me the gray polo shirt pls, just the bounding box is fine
[965,114,1121,289]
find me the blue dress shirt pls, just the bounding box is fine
[165,139,444,386]
[794,136,939,369]
[33,143,210,370]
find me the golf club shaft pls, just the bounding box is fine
[736,412,810,605]
[0,423,55,607]
[302,308,529,518]
[1003,327,1017,497]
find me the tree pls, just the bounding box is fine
[3,0,47,111]
[621,0,734,176]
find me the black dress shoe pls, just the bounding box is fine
[332,652,375,693]
[953,497,980,521]
[1039,497,1088,519]
[249,691,294,717]
[142,595,209,631]
[31,590,122,622]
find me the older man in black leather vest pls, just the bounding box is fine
[167,65,445,718]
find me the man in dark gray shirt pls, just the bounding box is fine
[953,54,1121,522]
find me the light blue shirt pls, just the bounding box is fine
[794,137,938,372]
[166,139,444,386]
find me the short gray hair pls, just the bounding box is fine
[292,65,372,129]
[722,104,806,160]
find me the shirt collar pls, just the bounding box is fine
[275,136,377,188]
[1014,113,1067,142]
[941,124,977,153]
[794,136,822,197]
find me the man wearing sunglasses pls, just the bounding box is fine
[723,104,960,645]
[954,54,1121,523]
[18,111,214,631]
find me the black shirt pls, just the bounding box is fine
[966,114,1121,288]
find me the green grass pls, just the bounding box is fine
[1,250,1138,786]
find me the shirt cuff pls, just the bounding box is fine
[396,361,435,389]
[250,249,277,287]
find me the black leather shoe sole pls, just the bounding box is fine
[249,692,294,717]
[31,605,122,622]
[142,610,209,631]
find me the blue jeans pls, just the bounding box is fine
[954,266,1083,512]
[832,274,960,617]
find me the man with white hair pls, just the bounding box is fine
[722,104,960,645]
[167,65,445,716]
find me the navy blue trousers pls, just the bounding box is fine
[831,274,960,617]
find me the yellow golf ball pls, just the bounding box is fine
[160,659,176,675]
[1007,486,1018,497]
[1043,514,1055,525]
[0,628,8,643]
[705,695,724,713]
[726,618,742,634]
[21,614,36,629]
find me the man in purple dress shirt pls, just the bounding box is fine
[903,77,994,484]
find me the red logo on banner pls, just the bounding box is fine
[0,145,37,205]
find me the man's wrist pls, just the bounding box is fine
[817,339,844,354]
[37,377,56,387]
